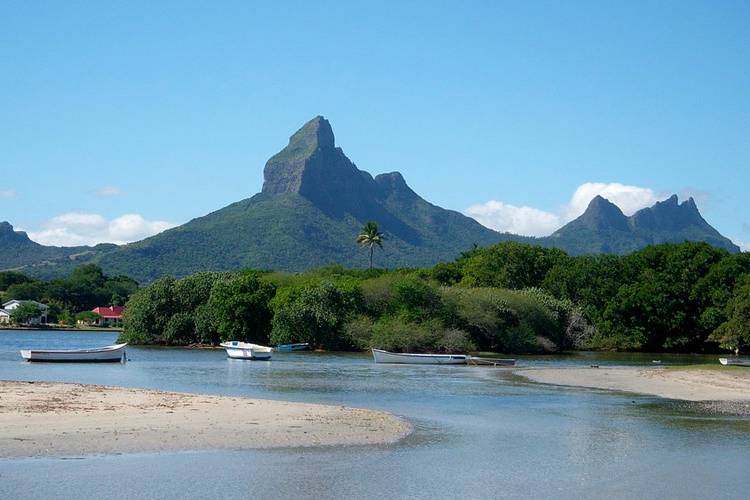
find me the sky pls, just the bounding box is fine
[1,1,748,250]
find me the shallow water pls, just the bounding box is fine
[1,331,748,499]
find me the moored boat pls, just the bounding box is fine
[275,342,310,353]
[719,357,750,366]
[20,343,127,363]
[220,341,272,360]
[371,348,467,365]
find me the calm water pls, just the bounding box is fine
[1,331,748,499]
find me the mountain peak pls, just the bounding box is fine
[262,116,338,195]
[288,115,335,152]
[0,221,30,241]
[581,195,628,228]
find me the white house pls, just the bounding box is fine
[1,300,49,325]
[0,309,10,324]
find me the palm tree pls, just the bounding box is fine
[356,222,384,269]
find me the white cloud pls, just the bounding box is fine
[96,186,122,196]
[465,200,561,237]
[27,212,175,246]
[564,182,660,219]
[466,181,664,237]
[0,190,16,199]
[738,241,750,252]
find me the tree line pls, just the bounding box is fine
[0,264,138,325]
[118,240,750,354]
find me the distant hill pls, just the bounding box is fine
[542,195,739,255]
[0,116,740,282]
[0,221,116,278]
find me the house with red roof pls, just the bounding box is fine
[91,306,126,327]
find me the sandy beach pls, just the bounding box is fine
[517,367,750,402]
[0,380,410,458]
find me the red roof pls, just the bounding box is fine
[92,306,125,319]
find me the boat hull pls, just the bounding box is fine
[20,343,127,363]
[276,343,310,353]
[372,348,467,365]
[220,341,272,360]
[719,358,750,366]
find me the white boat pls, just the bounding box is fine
[20,343,127,363]
[719,357,750,366]
[275,343,310,353]
[220,341,272,360]
[371,348,467,365]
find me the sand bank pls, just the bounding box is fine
[517,367,750,402]
[0,380,410,458]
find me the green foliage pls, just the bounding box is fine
[2,264,138,320]
[708,274,750,352]
[459,242,567,289]
[208,273,276,343]
[163,312,196,345]
[0,271,33,291]
[194,303,220,344]
[343,315,374,350]
[391,277,442,321]
[356,221,385,269]
[119,276,176,343]
[270,282,360,349]
[369,316,475,354]
[114,238,749,355]
[75,310,100,325]
[10,302,43,325]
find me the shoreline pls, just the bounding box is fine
[0,380,410,458]
[516,366,750,402]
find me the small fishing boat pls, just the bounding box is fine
[275,342,310,353]
[220,341,272,360]
[20,343,127,363]
[719,357,750,366]
[372,348,467,365]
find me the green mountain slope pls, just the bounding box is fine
[0,221,115,277]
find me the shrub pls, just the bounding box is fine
[119,276,176,344]
[163,312,196,345]
[270,282,360,350]
[343,315,374,350]
[370,316,440,353]
[207,273,276,343]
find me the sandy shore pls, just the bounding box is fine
[0,380,410,458]
[517,367,750,402]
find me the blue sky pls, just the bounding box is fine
[1,1,748,249]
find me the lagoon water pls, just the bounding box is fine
[1,331,749,499]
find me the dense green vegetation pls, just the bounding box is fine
[0,264,138,325]
[118,265,580,353]
[118,240,749,354]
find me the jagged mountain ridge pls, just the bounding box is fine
[0,116,740,282]
[544,194,739,255]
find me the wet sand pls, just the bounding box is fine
[517,367,750,401]
[0,380,410,458]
